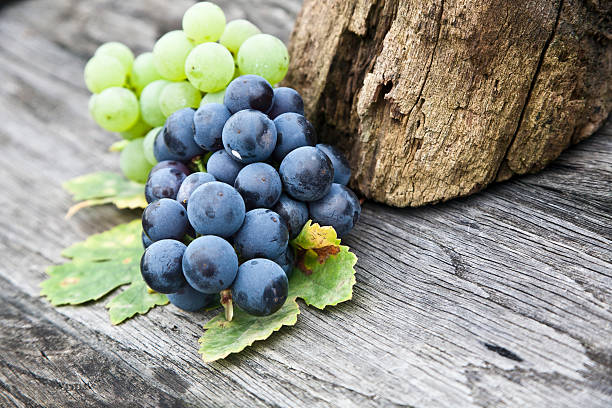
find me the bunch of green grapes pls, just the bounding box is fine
[84,1,290,184]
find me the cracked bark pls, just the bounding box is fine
[286,0,611,207]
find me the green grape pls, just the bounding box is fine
[232,53,241,79]
[120,138,153,184]
[152,30,193,81]
[158,81,202,117]
[83,55,126,93]
[185,43,234,92]
[131,52,163,95]
[88,94,98,117]
[143,126,162,165]
[237,34,289,85]
[200,88,226,105]
[92,87,139,132]
[140,80,169,127]
[182,2,226,44]
[95,42,134,74]
[119,114,152,140]
[219,19,260,54]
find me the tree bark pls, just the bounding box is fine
[286,0,611,207]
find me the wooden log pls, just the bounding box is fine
[286,0,611,207]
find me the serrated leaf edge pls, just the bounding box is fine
[198,297,300,363]
[105,282,169,325]
[291,247,358,309]
[62,172,146,215]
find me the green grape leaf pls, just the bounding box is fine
[288,246,357,309]
[291,220,342,273]
[292,220,341,250]
[198,298,300,362]
[289,221,357,309]
[63,172,146,217]
[106,281,168,325]
[61,219,142,261]
[42,258,137,305]
[41,220,167,324]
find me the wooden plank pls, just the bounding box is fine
[0,0,610,406]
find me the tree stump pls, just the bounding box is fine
[286,0,611,207]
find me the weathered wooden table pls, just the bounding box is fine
[1,0,610,406]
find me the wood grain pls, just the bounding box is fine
[0,0,611,406]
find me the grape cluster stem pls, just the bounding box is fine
[220,289,233,321]
[191,155,206,173]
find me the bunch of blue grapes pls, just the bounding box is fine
[140,73,361,317]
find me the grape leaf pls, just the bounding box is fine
[61,219,142,261]
[288,247,357,309]
[292,220,341,250]
[42,258,136,305]
[40,220,167,324]
[106,281,168,325]
[63,172,146,217]
[289,221,357,309]
[198,298,300,362]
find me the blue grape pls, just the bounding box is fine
[222,109,277,164]
[316,144,351,185]
[153,125,183,161]
[176,172,216,207]
[273,247,295,279]
[267,87,304,119]
[145,167,186,203]
[223,75,274,114]
[279,146,334,201]
[193,103,230,151]
[142,198,188,241]
[140,239,187,294]
[231,258,288,316]
[272,193,309,239]
[234,163,282,210]
[187,181,245,237]
[234,209,288,260]
[168,285,218,312]
[272,112,316,162]
[163,108,204,160]
[150,160,190,177]
[182,236,238,294]
[141,231,153,249]
[308,183,361,237]
[205,149,244,185]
